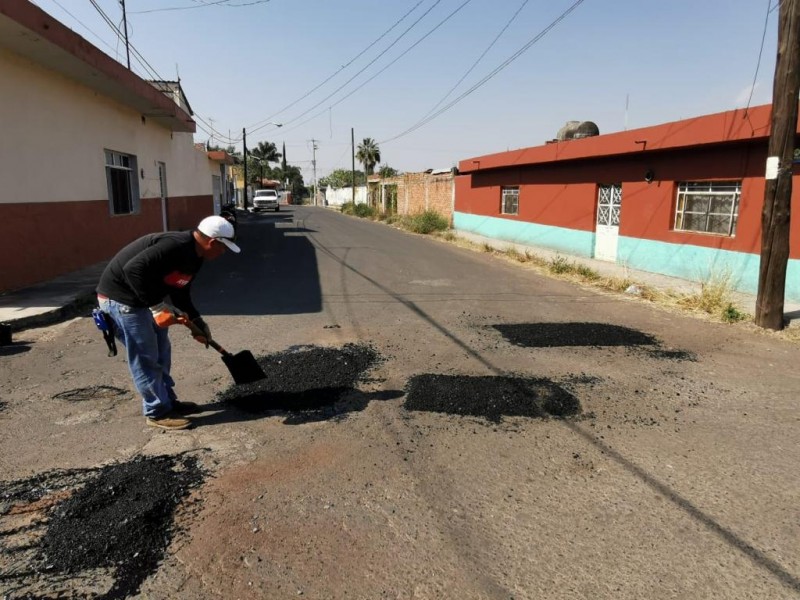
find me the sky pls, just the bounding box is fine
[34,0,781,185]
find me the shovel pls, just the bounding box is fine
[182,319,266,385]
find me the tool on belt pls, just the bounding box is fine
[92,307,118,357]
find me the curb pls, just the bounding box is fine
[3,292,97,334]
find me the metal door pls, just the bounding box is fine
[594,184,621,261]
[158,162,169,232]
[212,175,222,214]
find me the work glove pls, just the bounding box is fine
[149,303,186,328]
[191,317,211,348]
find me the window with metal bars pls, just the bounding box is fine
[674,181,740,236]
[105,150,140,215]
[501,186,519,215]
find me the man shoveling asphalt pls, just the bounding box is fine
[96,215,240,430]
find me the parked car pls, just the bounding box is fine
[251,189,280,212]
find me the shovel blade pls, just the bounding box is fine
[221,350,267,385]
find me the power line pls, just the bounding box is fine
[417,0,530,124]
[274,0,472,137]
[43,0,126,58]
[381,0,588,145]
[245,0,426,132]
[130,0,271,15]
[248,0,446,136]
[88,0,243,146]
[745,0,773,112]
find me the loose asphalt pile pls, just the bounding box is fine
[0,454,204,599]
[404,374,581,422]
[219,343,381,413]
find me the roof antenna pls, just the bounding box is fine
[176,63,180,83]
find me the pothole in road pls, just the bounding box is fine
[52,385,130,402]
[404,374,580,422]
[219,343,381,415]
[0,453,205,600]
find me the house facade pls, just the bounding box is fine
[456,103,800,301]
[0,1,219,293]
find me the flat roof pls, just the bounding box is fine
[0,0,196,133]
[458,104,790,174]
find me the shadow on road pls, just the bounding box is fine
[189,388,403,426]
[193,209,323,316]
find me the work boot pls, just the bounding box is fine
[146,412,191,430]
[172,400,201,415]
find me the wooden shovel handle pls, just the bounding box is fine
[181,318,229,355]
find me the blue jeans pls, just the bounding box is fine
[98,296,177,418]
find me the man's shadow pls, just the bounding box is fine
[190,388,403,426]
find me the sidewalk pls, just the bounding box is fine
[0,262,107,333]
[455,231,800,324]
[0,235,798,336]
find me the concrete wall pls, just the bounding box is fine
[325,186,367,207]
[0,48,214,292]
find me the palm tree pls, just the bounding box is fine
[251,141,281,163]
[356,138,381,175]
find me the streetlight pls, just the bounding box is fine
[242,123,282,210]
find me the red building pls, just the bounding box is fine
[456,103,800,301]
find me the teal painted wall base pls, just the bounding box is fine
[453,212,595,257]
[453,211,800,302]
[618,236,800,302]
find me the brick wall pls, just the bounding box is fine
[372,171,454,222]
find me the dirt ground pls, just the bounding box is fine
[2,208,800,599]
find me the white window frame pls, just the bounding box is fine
[501,186,519,215]
[105,149,140,216]
[674,181,740,237]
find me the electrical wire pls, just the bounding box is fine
[418,0,530,124]
[245,0,426,131]
[43,0,126,57]
[247,0,446,136]
[89,0,242,145]
[745,0,773,113]
[380,0,588,145]
[130,0,270,15]
[272,0,471,137]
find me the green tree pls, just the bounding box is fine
[378,164,398,178]
[251,141,281,163]
[319,168,366,189]
[356,138,381,175]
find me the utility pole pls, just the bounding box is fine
[120,0,131,69]
[351,128,356,205]
[755,0,800,330]
[311,139,318,206]
[242,127,248,210]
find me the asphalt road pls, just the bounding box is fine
[2,206,800,599]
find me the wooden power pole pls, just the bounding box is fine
[755,0,800,330]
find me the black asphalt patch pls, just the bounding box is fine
[219,343,381,415]
[404,374,580,422]
[493,322,659,347]
[0,454,204,599]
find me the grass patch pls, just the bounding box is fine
[341,201,376,218]
[399,210,450,234]
[677,271,749,321]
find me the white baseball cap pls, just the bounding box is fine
[197,216,241,253]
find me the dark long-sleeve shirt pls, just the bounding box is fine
[97,231,204,319]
